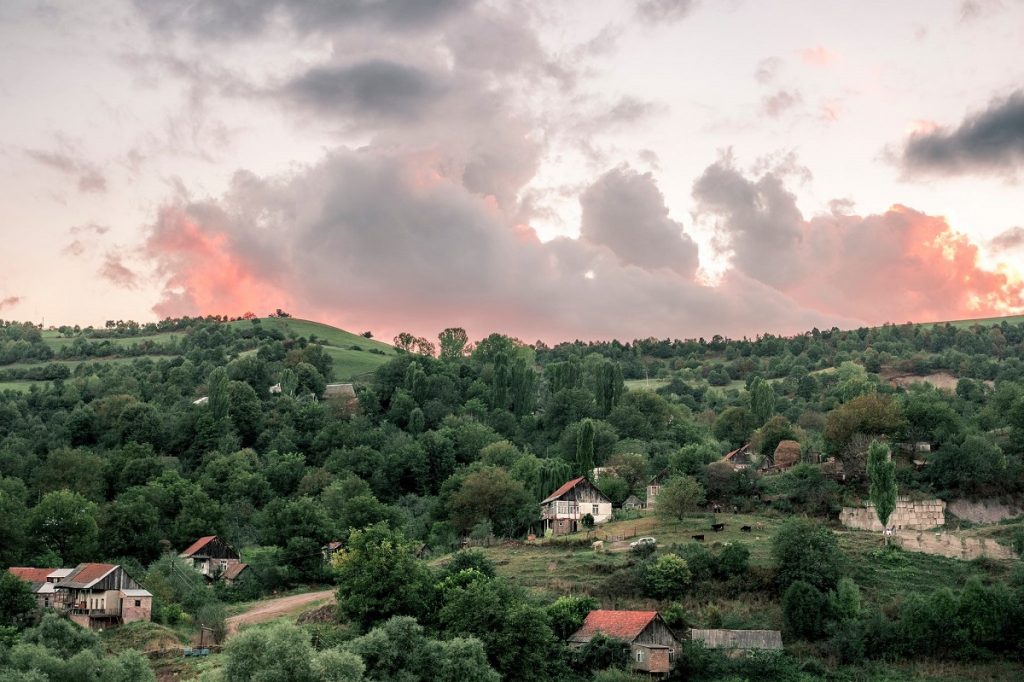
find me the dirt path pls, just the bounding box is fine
[225,589,336,635]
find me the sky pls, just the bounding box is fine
[1,0,1023,343]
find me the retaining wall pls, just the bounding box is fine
[839,496,945,531]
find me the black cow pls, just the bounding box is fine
[691,534,704,542]
[711,523,725,532]
[740,525,752,533]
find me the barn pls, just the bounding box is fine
[570,610,681,675]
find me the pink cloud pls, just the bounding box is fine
[0,296,21,311]
[800,46,838,67]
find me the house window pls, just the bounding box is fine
[134,600,141,607]
[592,504,599,515]
[635,650,643,662]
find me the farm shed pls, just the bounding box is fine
[180,536,247,581]
[722,443,754,470]
[690,628,783,652]
[570,610,680,675]
[541,477,613,535]
[622,494,644,510]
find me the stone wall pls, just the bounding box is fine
[895,530,1016,561]
[839,496,945,531]
[947,497,1024,524]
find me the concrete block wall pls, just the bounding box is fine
[839,496,945,531]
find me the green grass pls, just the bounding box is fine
[927,314,1024,329]
[0,380,41,393]
[235,318,396,355]
[624,378,670,391]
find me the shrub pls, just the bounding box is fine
[716,543,750,579]
[770,518,843,591]
[646,554,691,598]
[782,580,830,641]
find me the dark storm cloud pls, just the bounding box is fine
[133,0,473,40]
[990,226,1024,251]
[902,90,1024,175]
[579,166,699,278]
[635,0,698,23]
[282,60,447,121]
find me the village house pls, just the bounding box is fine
[646,469,669,509]
[180,536,248,582]
[6,567,70,610]
[689,628,783,654]
[569,610,681,676]
[53,563,152,629]
[722,443,754,470]
[541,477,613,535]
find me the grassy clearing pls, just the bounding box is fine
[100,621,190,655]
[322,346,394,382]
[236,318,396,355]
[0,380,41,393]
[928,314,1024,329]
[624,378,670,391]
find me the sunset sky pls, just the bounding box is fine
[1,0,1022,342]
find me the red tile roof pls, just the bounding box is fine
[541,477,586,504]
[180,536,217,557]
[56,563,118,589]
[723,443,751,461]
[7,567,57,586]
[570,610,659,643]
[223,563,248,580]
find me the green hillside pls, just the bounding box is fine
[0,317,396,392]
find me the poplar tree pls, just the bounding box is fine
[749,376,776,426]
[868,440,897,542]
[576,419,595,477]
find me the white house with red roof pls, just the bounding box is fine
[569,610,680,675]
[179,535,248,582]
[541,477,613,535]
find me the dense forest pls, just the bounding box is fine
[2,316,1024,681]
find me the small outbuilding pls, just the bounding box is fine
[646,469,669,510]
[622,494,644,510]
[690,628,783,653]
[722,443,755,470]
[570,610,681,675]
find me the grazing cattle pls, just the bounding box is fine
[691,534,705,542]
[740,525,752,533]
[592,540,604,552]
[711,523,725,532]
[755,522,765,531]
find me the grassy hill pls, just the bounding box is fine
[0,317,396,393]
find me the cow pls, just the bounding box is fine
[711,523,725,532]
[691,534,705,542]
[740,525,752,533]
[755,522,765,531]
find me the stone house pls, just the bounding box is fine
[541,477,613,535]
[180,536,247,581]
[54,563,152,629]
[569,610,680,676]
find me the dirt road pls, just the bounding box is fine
[225,589,336,635]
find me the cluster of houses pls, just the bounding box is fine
[6,535,248,630]
[568,609,782,676]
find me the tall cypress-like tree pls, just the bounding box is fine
[575,419,595,477]
[208,367,230,422]
[867,440,897,542]
[492,352,510,409]
[749,376,776,426]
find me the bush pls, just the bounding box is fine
[646,554,691,598]
[716,543,750,580]
[770,518,843,591]
[782,580,830,641]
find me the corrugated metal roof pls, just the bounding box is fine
[690,629,783,650]
[569,610,658,643]
[179,536,217,557]
[121,588,152,597]
[48,568,73,579]
[54,563,118,589]
[541,477,586,504]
